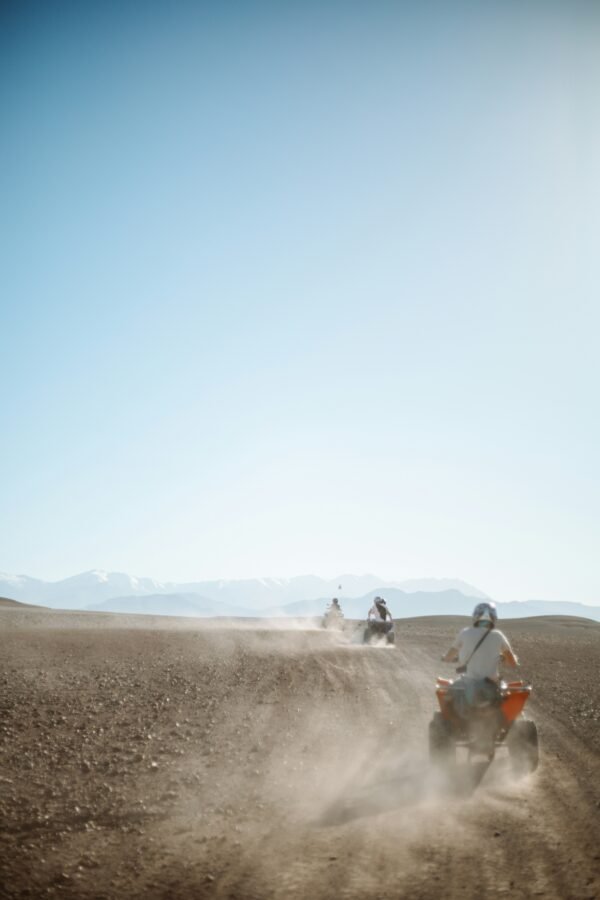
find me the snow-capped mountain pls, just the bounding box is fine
[0,570,169,610]
[0,569,489,612]
[389,578,489,598]
[1,570,598,621]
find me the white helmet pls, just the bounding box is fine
[472,601,497,628]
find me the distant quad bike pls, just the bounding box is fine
[363,619,396,646]
[322,604,344,630]
[429,676,539,774]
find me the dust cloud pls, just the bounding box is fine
[2,609,599,899]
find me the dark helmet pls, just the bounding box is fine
[472,601,497,628]
[332,598,340,606]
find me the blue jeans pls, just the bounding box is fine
[449,676,500,718]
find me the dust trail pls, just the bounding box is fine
[252,633,536,840]
[4,611,599,900]
[106,621,537,896]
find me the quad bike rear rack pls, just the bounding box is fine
[435,677,532,725]
[430,677,539,773]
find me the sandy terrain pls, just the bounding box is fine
[1,605,599,899]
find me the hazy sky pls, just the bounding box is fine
[2,1,599,603]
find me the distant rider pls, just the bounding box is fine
[323,597,344,628]
[441,602,518,716]
[368,596,393,625]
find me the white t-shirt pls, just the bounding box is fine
[368,603,391,622]
[454,626,513,681]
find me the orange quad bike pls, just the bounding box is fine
[429,676,539,774]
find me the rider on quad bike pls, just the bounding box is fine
[365,596,395,645]
[431,602,538,771]
[441,601,518,713]
[322,597,344,629]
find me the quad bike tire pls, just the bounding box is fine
[507,718,539,775]
[429,712,455,766]
[364,623,395,646]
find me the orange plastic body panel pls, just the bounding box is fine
[500,690,529,722]
[435,684,452,717]
[435,677,531,722]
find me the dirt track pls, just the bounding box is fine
[1,607,599,899]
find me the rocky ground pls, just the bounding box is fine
[0,604,599,899]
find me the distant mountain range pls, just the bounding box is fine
[0,570,487,610]
[1,570,599,622]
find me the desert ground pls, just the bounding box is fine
[1,600,599,899]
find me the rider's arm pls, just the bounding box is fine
[499,632,518,667]
[442,629,466,663]
[501,647,519,667]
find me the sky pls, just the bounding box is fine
[1,0,599,604]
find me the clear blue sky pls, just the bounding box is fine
[2,1,599,603]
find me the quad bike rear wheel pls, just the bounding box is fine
[429,712,455,766]
[364,622,395,646]
[507,718,539,775]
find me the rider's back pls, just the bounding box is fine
[456,626,511,681]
